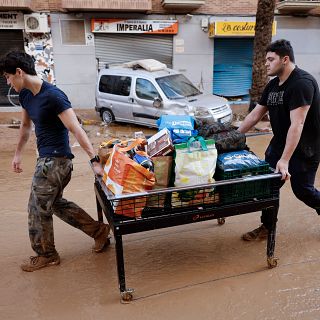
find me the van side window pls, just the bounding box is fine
[99,75,131,96]
[136,78,159,100]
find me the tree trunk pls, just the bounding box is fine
[249,0,276,111]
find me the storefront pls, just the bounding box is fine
[0,12,24,106]
[92,19,177,69]
[210,20,276,100]
[213,37,254,98]
[0,12,54,108]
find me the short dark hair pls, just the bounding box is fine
[266,39,295,63]
[0,51,37,76]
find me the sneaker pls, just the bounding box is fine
[242,224,268,241]
[93,224,111,253]
[21,254,60,272]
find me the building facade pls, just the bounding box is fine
[0,0,320,109]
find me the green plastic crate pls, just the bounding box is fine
[215,164,272,204]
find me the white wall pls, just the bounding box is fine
[50,13,97,108]
[172,15,213,94]
[274,16,320,84]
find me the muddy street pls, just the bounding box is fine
[0,122,320,320]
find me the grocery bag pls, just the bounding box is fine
[173,136,218,206]
[157,115,198,144]
[98,138,122,166]
[146,156,173,208]
[174,136,217,186]
[102,139,156,218]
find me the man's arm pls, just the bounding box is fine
[238,104,268,133]
[12,109,32,173]
[276,105,310,180]
[58,108,104,176]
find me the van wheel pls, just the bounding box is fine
[101,109,114,125]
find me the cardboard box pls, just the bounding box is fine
[147,128,174,157]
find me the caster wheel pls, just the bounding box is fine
[120,288,134,303]
[218,218,225,225]
[267,257,278,269]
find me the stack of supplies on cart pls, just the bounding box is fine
[215,150,271,204]
[196,120,247,154]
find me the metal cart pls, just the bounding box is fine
[94,172,281,302]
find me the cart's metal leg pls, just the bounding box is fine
[115,234,134,302]
[266,206,279,268]
[96,196,104,223]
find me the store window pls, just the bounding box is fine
[61,20,86,45]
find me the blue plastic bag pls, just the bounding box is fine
[157,115,198,144]
[217,150,268,171]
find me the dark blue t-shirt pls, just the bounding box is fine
[20,81,74,159]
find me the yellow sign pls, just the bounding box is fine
[210,21,277,37]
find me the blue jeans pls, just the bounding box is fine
[261,145,320,229]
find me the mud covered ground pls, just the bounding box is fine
[0,112,319,320]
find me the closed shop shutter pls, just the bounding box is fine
[213,38,254,98]
[0,29,24,106]
[94,33,173,70]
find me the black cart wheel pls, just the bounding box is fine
[120,288,134,302]
[267,256,278,269]
[217,218,225,225]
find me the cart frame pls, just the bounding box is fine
[94,172,281,302]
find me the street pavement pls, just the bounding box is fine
[0,124,319,320]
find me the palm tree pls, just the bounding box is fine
[249,0,276,111]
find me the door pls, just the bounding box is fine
[0,29,24,106]
[133,78,163,126]
[94,33,173,70]
[213,38,254,98]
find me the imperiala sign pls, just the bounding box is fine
[91,19,178,34]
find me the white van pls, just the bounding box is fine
[95,59,232,127]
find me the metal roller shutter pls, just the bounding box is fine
[95,33,173,70]
[213,38,254,97]
[0,30,24,106]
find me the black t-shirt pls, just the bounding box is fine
[259,67,320,160]
[20,81,74,159]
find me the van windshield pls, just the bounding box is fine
[156,74,201,100]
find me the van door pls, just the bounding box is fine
[133,78,164,126]
[98,74,134,123]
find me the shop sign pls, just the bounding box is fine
[91,19,178,34]
[0,12,24,29]
[209,21,277,37]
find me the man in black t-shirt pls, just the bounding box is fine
[239,39,320,240]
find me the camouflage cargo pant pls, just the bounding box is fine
[28,157,105,257]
